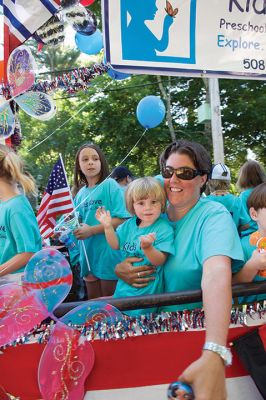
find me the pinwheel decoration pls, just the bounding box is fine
[0,45,56,140]
[0,248,123,400]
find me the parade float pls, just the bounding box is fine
[0,1,266,399]
[0,249,265,400]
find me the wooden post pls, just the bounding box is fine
[208,78,224,163]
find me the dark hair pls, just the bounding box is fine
[72,143,109,197]
[110,165,133,182]
[247,182,266,210]
[237,160,266,190]
[159,140,212,193]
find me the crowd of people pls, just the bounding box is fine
[0,140,265,400]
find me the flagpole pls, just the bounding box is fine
[59,154,91,273]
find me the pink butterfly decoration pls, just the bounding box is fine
[39,321,95,400]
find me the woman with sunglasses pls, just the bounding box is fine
[115,140,244,400]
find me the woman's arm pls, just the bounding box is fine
[232,249,266,283]
[0,252,34,276]
[115,257,156,288]
[179,255,231,400]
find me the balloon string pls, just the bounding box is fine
[28,101,89,152]
[27,82,113,152]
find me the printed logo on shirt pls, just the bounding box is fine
[0,225,6,239]
[123,242,137,252]
[83,199,103,210]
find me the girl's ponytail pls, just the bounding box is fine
[0,145,37,195]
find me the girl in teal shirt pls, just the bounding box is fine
[0,144,42,285]
[73,143,129,299]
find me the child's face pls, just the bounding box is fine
[133,197,162,225]
[79,147,101,183]
[250,207,266,233]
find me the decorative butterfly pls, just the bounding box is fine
[0,249,123,400]
[0,45,56,140]
[165,0,179,17]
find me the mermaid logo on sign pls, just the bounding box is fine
[121,0,196,64]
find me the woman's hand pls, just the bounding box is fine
[115,257,156,287]
[73,223,93,240]
[251,248,266,271]
[179,351,227,400]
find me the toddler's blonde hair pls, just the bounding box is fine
[125,176,166,215]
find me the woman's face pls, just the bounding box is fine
[79,147,101,184]
[164,152,206,211]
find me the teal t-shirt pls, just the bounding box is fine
[239,189,258,235]
[114,216,175,315]
[237,235,266,304]
[74,178,130,279]
[206,194,251,231]
[161,198,244,311]
[0,195,42,273]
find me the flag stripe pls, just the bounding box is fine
[3,6,32,40]
[37,158,74,239]
[40,0,58,14]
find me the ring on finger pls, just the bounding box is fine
[137,272,141,278]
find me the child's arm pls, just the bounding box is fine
[95,207,119,250]
[232,248,266,283]
[140,233,167,266]
[0,252,34,276]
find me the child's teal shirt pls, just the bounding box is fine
[237,235,266,304]
[74,178,130,279]
[113,215,175,316]
[0,195,42,273]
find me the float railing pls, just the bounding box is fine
[55,281,266,317]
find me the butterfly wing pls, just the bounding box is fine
[0,284,49,347]
[7,45,37,98]
[0,100,15,139]
[38,321,95,400]
[15,91,56,121]
[23,249,72,313]
[60,300,123,326]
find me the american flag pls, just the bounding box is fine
[3,0,60,46]
[37,157,74,239]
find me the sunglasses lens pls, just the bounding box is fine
[162,167,174,178]
[162,167,198,180]
[178,168,196,180]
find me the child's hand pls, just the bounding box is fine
[250,248,266,272]
[95,207,112,228]
[73,223,93,239]
[140,233,156,250]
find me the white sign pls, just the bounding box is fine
[102,0,266,79]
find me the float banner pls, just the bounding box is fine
[102,0,266,80]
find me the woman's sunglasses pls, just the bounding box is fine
[161,166,207,180]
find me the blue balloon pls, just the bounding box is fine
[136,95,166,129]
[75,29,103,55]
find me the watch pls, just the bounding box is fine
[203,342,232,366]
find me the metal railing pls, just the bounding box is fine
[55,281,266,317]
